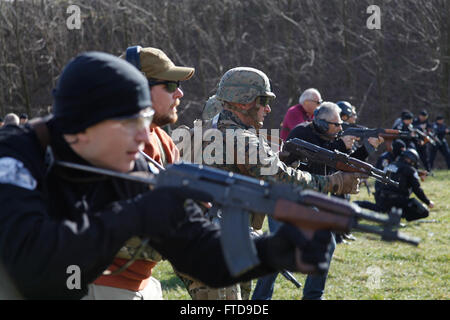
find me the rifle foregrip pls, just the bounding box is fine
[379,133,402,140]
[335,162,360,173]
[273,199,352,235]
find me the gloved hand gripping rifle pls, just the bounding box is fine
[56,160,419,277]
[284,138,400,188]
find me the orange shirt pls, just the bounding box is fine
[144,126,180,166]
[94,126,179,291]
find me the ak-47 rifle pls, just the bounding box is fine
[428,132,443,147]
[55,160,419,277]
[340,123,414,153]
[409,128,437,147]
[284,138,399,188]
[140,151,304,288]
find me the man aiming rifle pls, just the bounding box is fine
[339,123,421,154]
[283,138,400,188]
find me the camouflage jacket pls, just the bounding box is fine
[201,109,329,192]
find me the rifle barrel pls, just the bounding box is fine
[281,270,302,288]
[355,224,420,246]
[56,161,157,185]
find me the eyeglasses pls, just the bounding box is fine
[110,108,154,131]
[310,100,323,105]
[256,96,275,106]
[148,79,181,93]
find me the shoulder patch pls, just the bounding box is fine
[0,157,37,190]
[381,159,390,168]
[385,163,398,174]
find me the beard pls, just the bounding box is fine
[152,102,179,126]
[152,111,178,127]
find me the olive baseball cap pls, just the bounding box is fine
[122,47,195,81]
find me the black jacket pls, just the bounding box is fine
[412,118,432,133]
[393,122,416,148]
[374,151,396,194]
[285,122,368,175]
[432,122,448,141]
[379,159,430,205]
[0,121,272,299]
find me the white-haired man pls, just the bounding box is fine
[280,88,322,141]
[3,113,20,126]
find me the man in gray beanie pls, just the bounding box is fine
[0,52,334,299]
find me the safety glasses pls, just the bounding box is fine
[110,108,154,130]
[310,99,323,105]
[148,79,181,93]
[256,96,275,106]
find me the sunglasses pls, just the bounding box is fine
[326,121,343,127]
[148,79,181,93]
[256,96,275,106]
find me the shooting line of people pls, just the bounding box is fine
[0,45,447,300]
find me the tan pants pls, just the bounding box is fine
[189,284,242,300]
[82,277,163,300]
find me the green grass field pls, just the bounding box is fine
[153,170,450,300]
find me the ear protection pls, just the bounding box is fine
[125,46,142,70]
[313,108,329,134]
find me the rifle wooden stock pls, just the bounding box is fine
[341,127,412,141]
[273,199,351,237]
[418,170,430,181]
[347,157,385,177]
[411,129,436,146]
[335,161,361,173]
[378,129,411,140]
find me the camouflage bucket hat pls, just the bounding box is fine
[216,67,276,104]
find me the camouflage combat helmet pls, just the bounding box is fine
[216,67,276,105]
[202,95,224,120]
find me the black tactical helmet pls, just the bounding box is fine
[392,139,406,158]
[401,148,420,167]
[336,101,355,118]
[401,111,414,120]
[419,110,428,117]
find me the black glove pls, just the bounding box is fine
[264,223,332,274]
[134,187,210,243]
